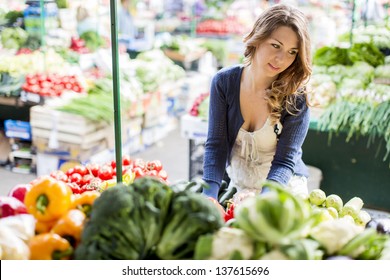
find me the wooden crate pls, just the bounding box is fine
[30,105,108,148]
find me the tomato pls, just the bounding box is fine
[158,169,168,181]
[49,170,68,182]
[133,158,145,170]
[81,174,94,186]
[86,163,100,177]
[122,155,132,166]
[69,173,83,185]
[73,165,88,176]
[98,165,114,181]
[146,160,163,172]
[66,168,75,176]
[147,170,158,177]
[132,167,145,179]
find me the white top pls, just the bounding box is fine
[226,117,282,191]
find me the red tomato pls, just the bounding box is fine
[49,170,68,182]
[158,169,168,181]
[122,155,132,166]
[146,160,163,172]
[66,168,75,176]
[147,170,158,177]
[133,158,145,170]
[73,165,88,176]
[86,163,100,177]
[98,165,114,181]
[69,173,82,185]
[81,174,94,186]
[132,167,145,179]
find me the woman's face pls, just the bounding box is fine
[253,26,299,78]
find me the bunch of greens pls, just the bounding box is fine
[313,43,385,68]
[75,178,173,259]
[0,27,28,49]
[75,177,223,260]
[80,31,105,52]
[313,46,351,67]
[348,43,385,67]
[318,99,390,164]
[133,49,185,93]
[56,76,132,124]
[156,189,224,259]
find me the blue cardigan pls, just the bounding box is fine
[202,65,310,198]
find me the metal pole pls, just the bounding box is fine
[350,0,356,46]
[109,0,123,182]
[39,0,46,47]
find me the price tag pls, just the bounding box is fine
[20,91,42,104]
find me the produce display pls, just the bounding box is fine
[196,18,246,36]
[1,0,390,264]
[308,27,390,164]
[189,92,209,120]
[1,168,389,260]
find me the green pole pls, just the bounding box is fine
[109,0,123,182]
[39,0,46,47]
[350,0,356,46]
[39,0,47,73]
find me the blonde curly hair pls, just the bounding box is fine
[243,4,312,123]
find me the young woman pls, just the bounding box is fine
[202,4,312,204]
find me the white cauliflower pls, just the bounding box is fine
[310,216,364,255]
[195,227,254,260]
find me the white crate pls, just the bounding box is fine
[180,114,208,142]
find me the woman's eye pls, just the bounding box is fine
[289,50,298,55]
[271,44,279,48]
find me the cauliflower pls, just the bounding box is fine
[310,216,364,255]
[195,227,254,260]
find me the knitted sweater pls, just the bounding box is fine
[202,65,310,198]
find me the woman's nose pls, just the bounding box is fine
[275,51,285,63]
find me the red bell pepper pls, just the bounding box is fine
[224,202,235,222]
[0,196,28,218]
[8,184,32,203]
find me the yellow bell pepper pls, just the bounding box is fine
[29,233,73,260]
[24,176,72,222]
[35,219,57,234]
[71,191,100,217]
[51,209,86,247]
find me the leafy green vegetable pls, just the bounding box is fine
[75,178,174,260]
[313,46,351,67]
[80,31,105,52]
[75,177,223,260]
[348,42,385,67]
[156,189,223,260]
[234,181,317,246]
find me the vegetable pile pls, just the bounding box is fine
[74,177,224,260]
[189,92,209,120]
[194,181,390,260]
[21,73,85,97]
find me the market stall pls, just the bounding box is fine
[0,0,390,264]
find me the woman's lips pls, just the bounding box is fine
[268,63,280,71]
